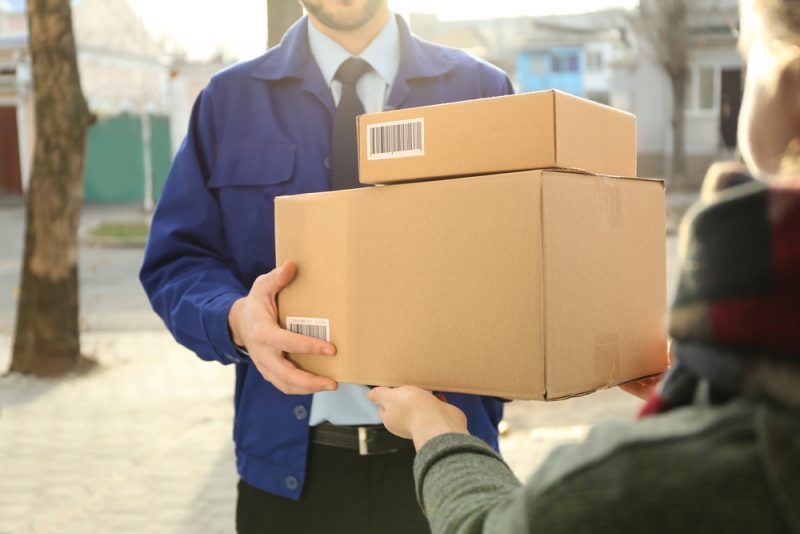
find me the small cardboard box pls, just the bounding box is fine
[275,170,667,400]
[357,90,637,185]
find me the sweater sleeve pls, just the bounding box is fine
[412,403,777,534]
[414,433,528,534]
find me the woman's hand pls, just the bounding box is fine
[619,339,673,401]
[368,386,469,451]
[618,375,662,401]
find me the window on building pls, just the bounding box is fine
[699,66,715,110]
[568,54,579,72]
[552,52,580,73]
[684,65,718,112]
[586,51,604,71]
[552,54,562,72]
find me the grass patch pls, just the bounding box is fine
[89,221,149,240]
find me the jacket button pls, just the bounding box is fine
[293,405,308,420]
[285,476,299,490]
[323,156,331,170]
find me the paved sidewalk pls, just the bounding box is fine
[0,203,162,336]
[0,332,237,534]
[0,329,643,534]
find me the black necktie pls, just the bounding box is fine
[330,57,372,191]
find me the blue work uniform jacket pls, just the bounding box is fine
[141,15,514,500]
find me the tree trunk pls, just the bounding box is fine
[638,0,689,188]
[670,71,688,189]
[268,0,303,49]
[10,0,90,376]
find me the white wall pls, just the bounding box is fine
[611,35,672,156]
[583,42,614,95]
[611,32,742,177]
[77,49,169,114]
[684,45,742,156]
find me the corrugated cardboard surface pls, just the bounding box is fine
[276,173,546,398]
[275,170,667,400]
[554,94,638,181]
[541,172,668,399]
[357,91,637,185]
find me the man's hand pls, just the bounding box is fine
[228,260,338,395]
[369,386,469,451]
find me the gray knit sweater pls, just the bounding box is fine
[413,399,800,533]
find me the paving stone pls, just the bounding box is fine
[0,329,647,533]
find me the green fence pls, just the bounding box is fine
[83,113,172,204]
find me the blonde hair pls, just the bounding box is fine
[753,0,800,176]
[754,0,800,44]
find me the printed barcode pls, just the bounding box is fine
[289,323,328,340]
[286,317,330,342]
[367,118,425,160]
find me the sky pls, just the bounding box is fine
[127,0,638,61]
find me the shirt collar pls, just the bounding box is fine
[249,14,458,112]
[307,13,400,88]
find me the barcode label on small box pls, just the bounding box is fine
[367,118,424,160]
[286,317,330,342]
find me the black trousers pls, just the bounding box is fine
[236,443,431,534]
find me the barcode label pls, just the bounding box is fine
[367,118,425,160]
[286,317,330,342]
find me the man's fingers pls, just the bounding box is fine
[269,353,338,394]
[253,347,337,394]
[270,327,336,356]
[255,260,298,297]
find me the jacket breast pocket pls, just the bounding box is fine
[206,144,296,270]
[208,143,296,191]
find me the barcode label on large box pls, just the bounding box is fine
[367,118,424,160]
[286,317,330,342]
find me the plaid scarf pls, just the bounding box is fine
[641,166,800,417]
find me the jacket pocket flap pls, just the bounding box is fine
[208,143,296,187]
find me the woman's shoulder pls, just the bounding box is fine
[531,400,758,486]
[521,401,795,530]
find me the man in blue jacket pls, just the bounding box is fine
[140,1,513,532]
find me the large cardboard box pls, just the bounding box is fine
[275,170,667,400]
[357,90,637,185]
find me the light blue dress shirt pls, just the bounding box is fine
[307,13,400,112]
[306,14,400,426]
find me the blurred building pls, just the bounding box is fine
[612,0,741,183]
[411,2,741,187]
[0,0,29,195]
[167,58,234,159]
[0,0,173,203]
[410,14,526,80]
[409,12,625,102]
[515,10,629,105]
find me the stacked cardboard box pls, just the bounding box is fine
[275,90,668,400]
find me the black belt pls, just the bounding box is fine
[309,422,413,456]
